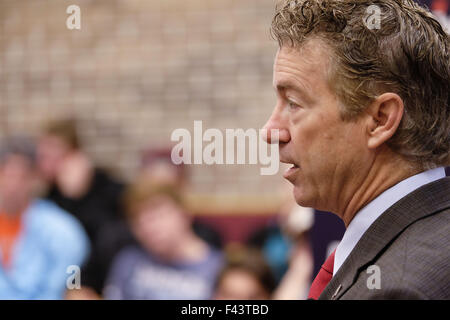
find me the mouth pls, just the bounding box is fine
[282,161,300,180]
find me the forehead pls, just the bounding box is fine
[273,40,331,91]
[0,154,33,171]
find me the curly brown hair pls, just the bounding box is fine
[271,0,450,168]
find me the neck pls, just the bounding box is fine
[338,149,421,227]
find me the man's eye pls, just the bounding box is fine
[288,101,300,110]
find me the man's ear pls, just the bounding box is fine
[366,93,404,149]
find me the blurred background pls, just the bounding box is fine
[0,0,447,300]
[0,0,280,202]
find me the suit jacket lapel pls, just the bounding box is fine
[319,177,450,300]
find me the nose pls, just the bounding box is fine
[262,107,290,144]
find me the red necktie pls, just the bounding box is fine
[308,250,336,299]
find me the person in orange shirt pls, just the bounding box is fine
[0,138,37,269]
[0,136,89,299]
[0,211,22,269]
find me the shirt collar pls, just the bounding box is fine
[333,167,446,276]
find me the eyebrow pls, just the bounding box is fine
[274,77,310,92]
[274,80,313,103]
[274,83,293,92]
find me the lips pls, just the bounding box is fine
[281,160,300,181]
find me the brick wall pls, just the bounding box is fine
[0,0,286,213]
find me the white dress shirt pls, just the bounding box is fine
[333,167,447,276]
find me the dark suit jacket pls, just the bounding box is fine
[319,177,450,300]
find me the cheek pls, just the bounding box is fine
[336,121,367,154]
[320,123,369,180]
[3,175,29,193]
[289,123,313,157]
[290,115,334,162]
[133,218,157,239]
[292,117,351,183]
[132,223,148,240]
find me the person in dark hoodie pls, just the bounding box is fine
[36,119,126,297]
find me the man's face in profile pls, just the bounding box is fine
[265,39,370,213]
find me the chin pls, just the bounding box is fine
[292,186,310,207]
[294,198,312,208]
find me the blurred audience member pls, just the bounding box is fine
[103,180,223,299]
[248,184,314,283]
[141,148,188,188]
[272,234,313,300]
[0,136,89,299]
[37,119,126,294]
[214,245,276,300]
[423,0,449,31]
[141,147,222,249]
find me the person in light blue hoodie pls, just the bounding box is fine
[0,136,89,299]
